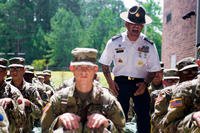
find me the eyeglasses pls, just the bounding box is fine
[74,66,95,71]
[10,67,22,72]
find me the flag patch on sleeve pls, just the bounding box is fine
[170,98,183,108]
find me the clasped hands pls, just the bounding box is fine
[57,113,109,130]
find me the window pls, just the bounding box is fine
[166,13,172,23]
[171,54,176,68]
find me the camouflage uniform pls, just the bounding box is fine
[41,48,126,133]
[153,57,199,133]
[10,80,43,132]
[41,82,125,133]
[151,57,198,133]
[8,57,43,132]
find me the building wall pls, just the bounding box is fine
[162,0,197,68]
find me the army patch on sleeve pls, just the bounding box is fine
[169,98,183,108]
[43,103,51,113]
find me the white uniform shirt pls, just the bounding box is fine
[99,31,161,78]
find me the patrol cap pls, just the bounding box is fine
[8,57,25,68]
[36,72,44,79]
[176,57,198,71]
[25,65,34,74]
[43,70,51,76]
[0,58,8,68]
[70,48,98,66]
[163,68,180,80]
[120,5,152,24]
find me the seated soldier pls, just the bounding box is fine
[41,48,125,133]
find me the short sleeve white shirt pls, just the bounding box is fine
[99,31,161,78]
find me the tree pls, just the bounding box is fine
[45,8,85,67]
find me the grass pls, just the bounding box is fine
[50,71,109,89]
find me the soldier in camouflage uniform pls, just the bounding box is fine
[35,72,54,103]
[24,65,35,83]
[41,48,126,133]
[43,69,56,89]
[8,57,43,132]
[0,58,25,132]
[152,57,199,133]
[149,62,164,114]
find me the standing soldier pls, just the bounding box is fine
[99,5,161,133]
[41,48,125,133]
[8,57,43,132]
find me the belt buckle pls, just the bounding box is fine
[128,76,134,80]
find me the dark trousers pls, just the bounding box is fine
[115,76,151,133]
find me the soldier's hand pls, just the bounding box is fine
[0,98,13,109]
[192,111,200,127]
[57,113,81,130]
[87,113,109,129]
[109,81,119,96]
[134,82,146,96]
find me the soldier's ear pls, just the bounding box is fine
[94,66,98,72]
[69,65,75,71]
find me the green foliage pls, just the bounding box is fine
[45,8,84,67]
[0,0,162,67]
[32,59,46,71]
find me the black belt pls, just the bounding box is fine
[114,76,143,81]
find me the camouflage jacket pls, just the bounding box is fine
[10,80,43,132]
[41,82,125,133]
[0,81,24,133]
[159,77,200,132]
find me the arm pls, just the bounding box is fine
[135,72,156,96]
[102,64,119,96]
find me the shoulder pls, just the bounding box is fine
[111,34,122,41]
[140,34,154,45]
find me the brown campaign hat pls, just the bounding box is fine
[0,58,8,68]
[120,5,152,25]
[8,57,25,68]
[70,48,98,66]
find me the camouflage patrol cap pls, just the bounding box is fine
[8,57,25,68]
[0,58,8,68]
[70,48,98,66]
[120,5,152,24]
[163,68,180,80]
[36,72,44,79]
[43,70,51,76]
[176,57,198,71]
[25,65,34,74]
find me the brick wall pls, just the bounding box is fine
[161,0,197,68]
